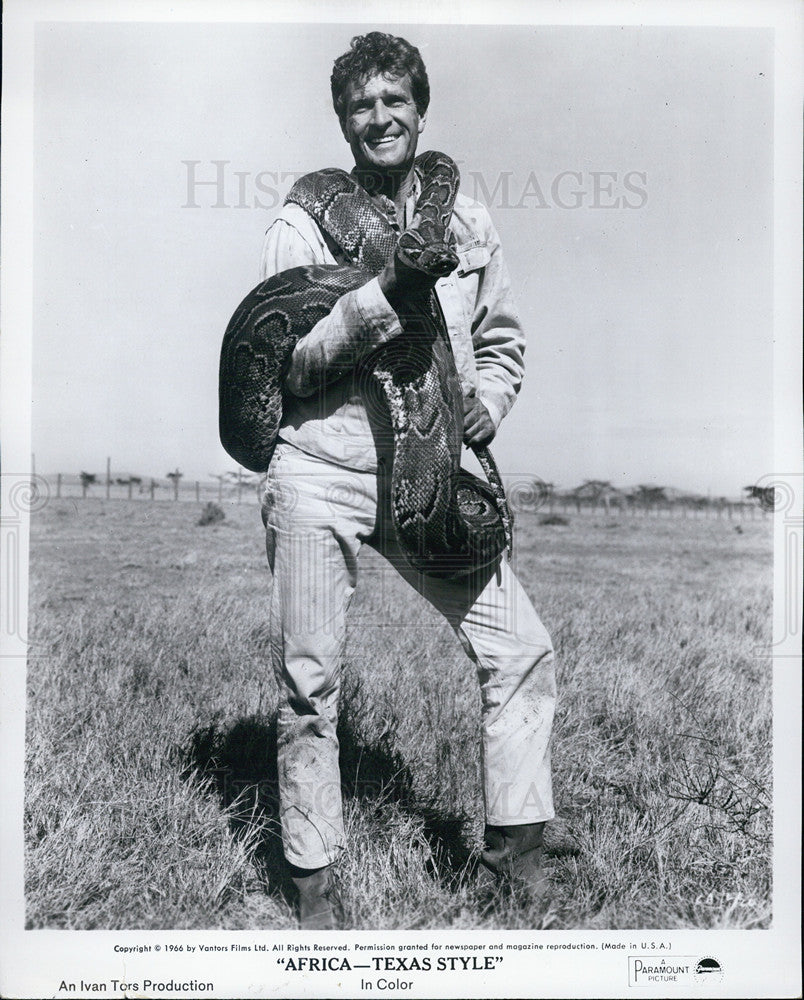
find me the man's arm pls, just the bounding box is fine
[260,209,438,398]
[466,210,526,445]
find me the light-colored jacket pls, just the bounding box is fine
[259,179,526,472]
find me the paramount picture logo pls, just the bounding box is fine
[694,957,724,984]
[628,956,723,987]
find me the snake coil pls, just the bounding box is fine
[219,150,512,577]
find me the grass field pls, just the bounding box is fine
[25,497,772,930]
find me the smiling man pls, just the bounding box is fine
[258,32,557,929]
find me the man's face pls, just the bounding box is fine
[340,72,426,174]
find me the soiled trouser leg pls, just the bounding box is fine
[378,527,556,827]
[263,444,375,869]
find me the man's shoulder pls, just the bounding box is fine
[454,189,492,218]
[270,167,355,238]
[266,201,329,249]
[452,190,498,244]
[271,201,319,229]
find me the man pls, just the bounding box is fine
[259,32,556,929]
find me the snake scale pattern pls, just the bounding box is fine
[219,150,512,577]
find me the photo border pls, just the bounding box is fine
[1,1,801,997]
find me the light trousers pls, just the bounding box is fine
[262,442,556,869]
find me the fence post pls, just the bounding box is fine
[106,457,111,499]
[56,473,62,498]
[150,479,156,501]
[195,481,200,502]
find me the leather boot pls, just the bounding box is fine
[290,865,340,930]
[480,822,550,898]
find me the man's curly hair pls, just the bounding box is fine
[331,32,430,124]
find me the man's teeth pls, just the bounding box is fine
[370,135,399,145]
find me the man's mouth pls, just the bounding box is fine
[366,134,402,148]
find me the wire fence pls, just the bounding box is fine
[532,494,766,521]
[36,473,265,505]
[32,471,769,520]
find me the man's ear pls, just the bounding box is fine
[417,110,428,134]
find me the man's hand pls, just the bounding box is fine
[377,253,440,312]
[463,395,496,448]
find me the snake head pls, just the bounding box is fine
[396,241,459,279]
[418,244,460,277]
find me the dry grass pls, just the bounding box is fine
[25,498,772,929]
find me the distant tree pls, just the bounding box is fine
[79,471,97,499]
[114,475,144,496]
[211,468,263,502]
[223,469,261,486]
[634,485,668,510]
[209,473,228,502]
[743,485,776,512]
[166,468,183,501]
[572,479,626,514]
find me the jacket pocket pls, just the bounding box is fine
[455,239,491,276]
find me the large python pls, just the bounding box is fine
[219,150,512,578]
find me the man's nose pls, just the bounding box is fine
[367,99,392,128]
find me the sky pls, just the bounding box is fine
[30,20,775,496]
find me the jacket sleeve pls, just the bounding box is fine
[470,211,526,430]
[259,210,403,398]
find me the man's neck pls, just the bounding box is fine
[352,163,417,215]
